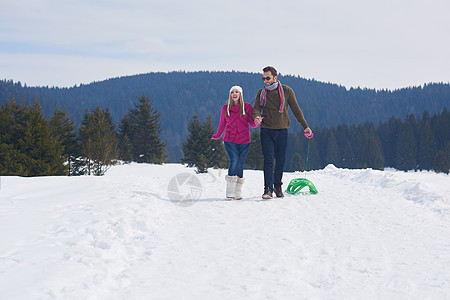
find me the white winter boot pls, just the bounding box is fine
[225,175,238,199]
[235,177,245,200]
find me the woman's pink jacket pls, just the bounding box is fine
[211,102,259,144]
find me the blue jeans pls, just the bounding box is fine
[224,142,250,178]
[260,128,288,191]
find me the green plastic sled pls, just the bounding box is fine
[285,178,318,195]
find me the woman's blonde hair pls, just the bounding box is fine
[226,86,245,118]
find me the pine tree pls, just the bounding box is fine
[352,123,371,169]
[0,144,29,176]
[290,152,305,172]
[118,114,133,163]
[202,115,227,169]
[325,132,340,167]
[363,135,385,170]
[246,129,264,170]
[196,154,209,173]
[307,128,321,170]
[316,127,329,167]
[340,138,356,169]
[49,108,81,175]
[79,106,119,175]
[286,132,305,171]
[416,111,436,170]
[0,100,24,175]
[119,95,167,163]
[181,114,227,173]
[119,135,133,163]
[181,114,202,168]
[0,100,66,176]
[433,150,449,174]
[335,124,356,169]
[396,116,417,171]
[432,108,449,149]
[445,142,450,164]
[379,116,401,168]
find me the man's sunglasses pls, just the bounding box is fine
[262,77,272,81]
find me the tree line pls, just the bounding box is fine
[183,109,450,174]
[2,72,449,162]
[1,94,448,176]
[0,95,166,176]
[281,108,449,173]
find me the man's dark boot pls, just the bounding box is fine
[262,187,272,199]
[274,187,284,198]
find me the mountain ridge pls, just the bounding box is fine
[1,71,449,161]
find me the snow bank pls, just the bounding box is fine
[1,163,449,299]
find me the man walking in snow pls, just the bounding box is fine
[253,66,312,199]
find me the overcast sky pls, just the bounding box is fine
[1,0,449,90]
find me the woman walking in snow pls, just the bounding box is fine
[212,86,262,200]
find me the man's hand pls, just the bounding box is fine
[304,127,313,137]
[254,116,263,126]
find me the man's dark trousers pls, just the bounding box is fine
[260,128,288,191]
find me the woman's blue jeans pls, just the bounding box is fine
[260,128,288,191]
[224,142,250,178]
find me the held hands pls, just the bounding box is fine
[254,116,263,126]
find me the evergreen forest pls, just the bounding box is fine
[159,110,450,174]
[1,71,449,175]
[1,71,449,161]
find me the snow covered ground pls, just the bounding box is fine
[1,163,449,299]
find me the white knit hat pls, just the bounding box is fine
[228,85,245,116]
[229,85,243,97]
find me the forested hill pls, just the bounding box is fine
[1,71,449,161]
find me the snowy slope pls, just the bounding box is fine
[1,163,449,299]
